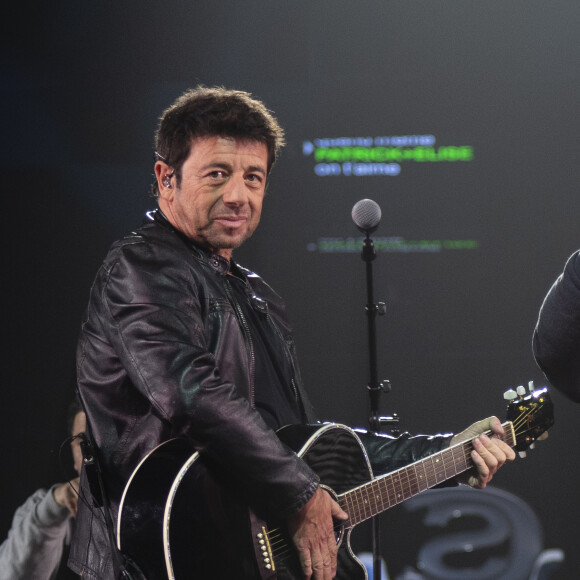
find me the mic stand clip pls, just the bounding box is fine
[365,302,387,316]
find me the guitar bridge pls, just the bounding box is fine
[249,509,277,579]
[256,526,276,573]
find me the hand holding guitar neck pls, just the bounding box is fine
[451,417,516,488]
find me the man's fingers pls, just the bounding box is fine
[488,416,506,436]
[327,525,338,578]
[308,543,333,580]
[470,432,516,488]
[289,487,344,579]
[313,518,336,579]
[471,438,493,487]
[297,545,312,579]
[330,499,349,522]
[480,432,516,464]
[454,416,517,488]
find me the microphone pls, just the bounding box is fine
[352,199,381,234]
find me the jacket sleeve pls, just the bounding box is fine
[0,487,71,580]
[533,250,580,402]
[355,429,453,475]
[99,242,318,517]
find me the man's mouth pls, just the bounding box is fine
[213,215,248,228]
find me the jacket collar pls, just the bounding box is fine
[149,209,231,276]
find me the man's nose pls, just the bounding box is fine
[222,176,248,205]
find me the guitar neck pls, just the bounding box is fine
[340,421,515,526]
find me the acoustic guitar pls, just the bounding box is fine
[117,383,553,579]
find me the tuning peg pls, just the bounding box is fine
[518,450,527,459]
[516,385,526,397]
[528,380,535,393]
[504,389,517,401]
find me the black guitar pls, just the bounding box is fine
[117,384,553,579]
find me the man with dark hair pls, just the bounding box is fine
[70,86,514,579]
[151,86,285,198]
[0,405,85,580]
[534,250,580,402]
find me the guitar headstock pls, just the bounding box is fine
[504,381,554,455]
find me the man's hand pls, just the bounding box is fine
[287,487,349,579]
[52,477,80,516]
[451,417,516,488]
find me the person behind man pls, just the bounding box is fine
[534,249,580,402]
[0,403,86,580]
[69,86,514,580]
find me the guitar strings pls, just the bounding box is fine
[511,402,544,434]
[263,402,547,565]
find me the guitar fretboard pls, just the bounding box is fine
[339,421,515,526]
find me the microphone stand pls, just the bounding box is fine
[361,232,397,580]
[361,234,382,580]
[362,234,382,434]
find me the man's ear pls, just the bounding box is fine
[155,161,174,200]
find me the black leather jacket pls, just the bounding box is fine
[69,210,452,578]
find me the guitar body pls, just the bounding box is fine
[118,423,374,580]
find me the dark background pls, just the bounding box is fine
[3,1,579,577]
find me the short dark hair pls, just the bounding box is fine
[152,86,285,197]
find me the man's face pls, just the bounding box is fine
[157,136,268,260]
[71,411,86,476]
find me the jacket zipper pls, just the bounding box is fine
[224,278,256,406]
[266,313,300,402]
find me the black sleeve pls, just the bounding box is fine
[533,250,580,402]
[355,429,452,475]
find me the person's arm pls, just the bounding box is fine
[52,477,80,518]
[358,417,514,488]
[534,250,580,402]
[356,429,453,475]
[102,242,318,518]
[0,486,72,580]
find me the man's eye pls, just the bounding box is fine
[247,174,262,183]
[208,170,226,179]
